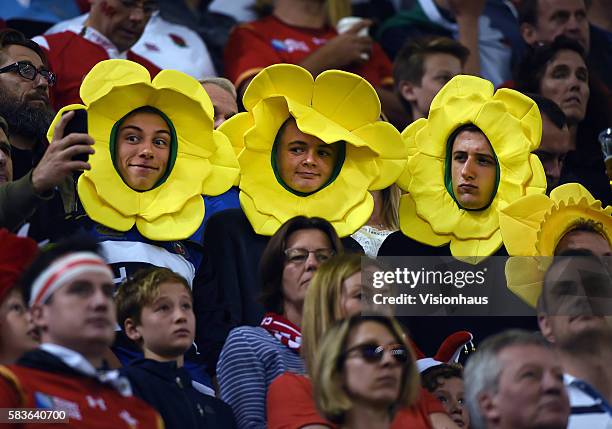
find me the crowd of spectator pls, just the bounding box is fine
[0,0,611,428]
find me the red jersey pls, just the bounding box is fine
[0,363,164,429]
[33,30,161,111]
[267,372,444,429]
[224,15,393,90]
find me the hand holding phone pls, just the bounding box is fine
[62,109,89,163]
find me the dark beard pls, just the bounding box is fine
[0,91,55,143]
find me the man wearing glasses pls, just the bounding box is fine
[0,29,93,238]
[32,0,160,110]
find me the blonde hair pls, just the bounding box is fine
[301,253,363,374]
[313,315,420,424]
[116,267,191,328]
[381,184,401,230]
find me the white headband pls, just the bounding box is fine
[29,252,113,307]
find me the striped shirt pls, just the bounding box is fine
[217,326,305,429]
[565,374,612,429]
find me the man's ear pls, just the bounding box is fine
[479,391,501,426]
[30,304,47,332]
[124,318,142,342]
[399,80,418,103]
[520,23,539,46]
[538,314,556,343]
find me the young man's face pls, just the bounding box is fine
[115,111,171,191]
[275,118,340,194]
[450,130,497,210]
[130,281,195,361]
[521,0,589,53]
[33,272,116,353]
[0,288,39,361]
[401,53,462,120]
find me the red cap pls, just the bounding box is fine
[0,229,38,303]
[416,331,475,373]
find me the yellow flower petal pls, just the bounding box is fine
[505,256,547,307]
[500,183,612,306]
[221,64,406,236]
[397,75,546,261]
[49,59,239,241]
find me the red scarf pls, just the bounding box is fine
[260,312,302,353]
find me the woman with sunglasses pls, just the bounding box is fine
[268,254,460,429]
[216,215,343,429]
[314,315,418,429]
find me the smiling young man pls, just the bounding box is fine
[114,109,171,192]
[0,237,164,428]
[275,117,341,195]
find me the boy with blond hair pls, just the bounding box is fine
[116,267,236,429]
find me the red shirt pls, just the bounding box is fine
[0,364,164,429]
[267,372,445,429]
[34,30,160,111]
[224,15,393,90]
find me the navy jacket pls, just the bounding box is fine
[121,358,236,429]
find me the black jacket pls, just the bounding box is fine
[121,358,236,429]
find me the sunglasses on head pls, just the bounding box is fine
[343,343,409,364]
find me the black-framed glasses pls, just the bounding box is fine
[284,248,335,264]
[343,343,409,364]
[0,62,56,86]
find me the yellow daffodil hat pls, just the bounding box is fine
[396,75,547,261]
[47,59,240,241]
[219,63,407,237]
[500,183,612,306]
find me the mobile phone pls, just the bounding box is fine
[63,110,89,163]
